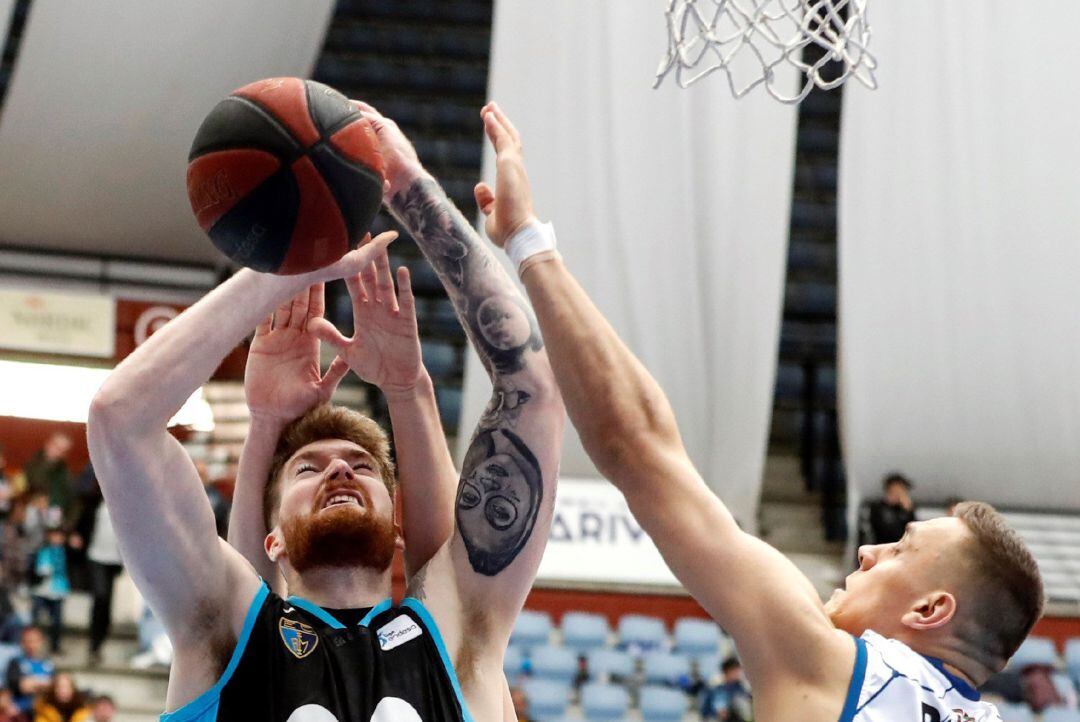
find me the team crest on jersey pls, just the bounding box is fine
[952,711,975,722]
[279,618,319,659]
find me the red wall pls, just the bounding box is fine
[0,416,88,474]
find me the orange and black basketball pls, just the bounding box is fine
[186,77,385,275]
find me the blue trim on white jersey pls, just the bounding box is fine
[924,656,980,701]
[401,597,476,722]
[838,634,868,722]
[286,595,346,629]
[160,583,270,722]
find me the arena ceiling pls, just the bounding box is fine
[0,0,335,266]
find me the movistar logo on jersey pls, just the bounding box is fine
[280,618,319,659]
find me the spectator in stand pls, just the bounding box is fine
[4,627,54,715]
[865,473,917,545]
[0,688,29,722]
[30,528,70,654]
[23,436,73,522]
[702,657,752,721]
[70,467,122,666]
[87,697,113,722]
[31,672,89,722]
[0,444,13,524]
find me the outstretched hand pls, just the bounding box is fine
[245,283,349,426]
[307,248,426,402]
[474,102,539,248]
[353,100,425,202]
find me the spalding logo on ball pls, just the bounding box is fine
[187,77,385,274]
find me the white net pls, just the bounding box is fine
[655,0,877,104]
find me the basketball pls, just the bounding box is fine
[186,77,385,274]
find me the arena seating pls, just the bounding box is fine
[579,682,630,721]
[639,685,690,722]
[561,611,611,652]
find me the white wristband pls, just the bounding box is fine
[505,220,556,272]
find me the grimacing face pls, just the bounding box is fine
[273,439,394,539]
[477,296,532,351]
[824,517,973,638]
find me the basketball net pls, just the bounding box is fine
[655,0,877,104]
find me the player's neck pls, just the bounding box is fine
[902,633,989,688]
[287,565,392,609]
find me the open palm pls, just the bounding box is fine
[309,249,424,399]
[245,283,348,425]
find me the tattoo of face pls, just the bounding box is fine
[456,429,543,576]
[481,381,532,430]
[391,180,471,288]
[471,293,543,375]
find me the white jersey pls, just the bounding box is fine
[840,631,1001,722]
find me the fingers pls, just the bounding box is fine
[274,297,293,329]
[488,102,522,146]
[481,102,522,152]
[319,356,350,396]
[374,249,398,312]
[288,286,310,329]
[322,231,398,281]
[360,261,378,307]
[474,182,496,216]
[396,266,416,321]
[254,314,272,337]
[307,282,325,321]
[307,317,352,351]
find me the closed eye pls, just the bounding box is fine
[296,463,319,475]
[352,462,374,473]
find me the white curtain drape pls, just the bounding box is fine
[459,1,798,530]
[0,0,334,264]
[839,2,1080,513]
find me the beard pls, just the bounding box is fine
[281,504,396,574]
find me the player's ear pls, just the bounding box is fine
[265,529,285,563]
[394,522,405,552]
[901,591,956,631]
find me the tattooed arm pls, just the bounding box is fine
[357,102,564,720]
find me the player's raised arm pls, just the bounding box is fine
[307,248,458,578]
[228,282,350,592]
[475,104,853,702]
[358,102,565,720]
[87,235,395,711]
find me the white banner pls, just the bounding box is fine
[461,1,798,532]
[839,2,1080,513]
[537,477,679,588]
[0,288,115,357]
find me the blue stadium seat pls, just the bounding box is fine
[1041,709,1080,722]
[421,340,459,380]
[617,614,667,652]
[434,386,463,430]
[529,644,579,684]
[561,612,610,652]
[995,702,1035,722]
[0,643,19,675]
[673,617,721,656]
[1065,638,1080,685]
[1053,672,1078,703]
[580,682,630,721]
[503,645,524,680]
[511,610,553,651]
[585,648,635,682]
[640,684,689,722]
[420,297,461,336]
[695,653,722,681]
[522,678,571,722]
[1009,636,1060,669]
[642,650,691,686]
